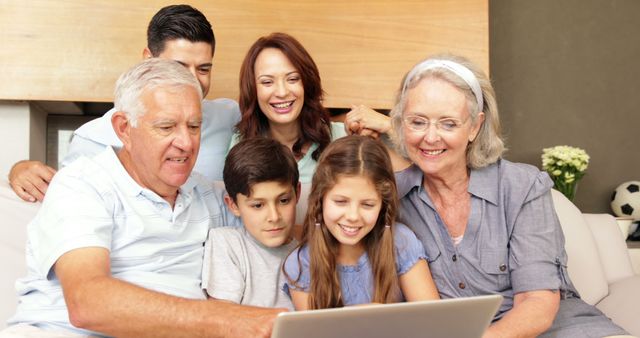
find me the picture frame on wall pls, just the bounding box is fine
[46,115,98,170]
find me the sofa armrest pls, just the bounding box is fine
[551,189,609,305]
[584,213,636,284]
[595,275,640,337]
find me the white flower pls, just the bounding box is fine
[541,145,589,174]
[541,145,589,200]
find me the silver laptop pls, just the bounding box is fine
[271,294,502,338]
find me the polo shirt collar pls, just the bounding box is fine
[178,174,197,197]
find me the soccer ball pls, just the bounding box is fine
[611,181,640,219]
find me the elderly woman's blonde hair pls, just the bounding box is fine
[390,54,505,169]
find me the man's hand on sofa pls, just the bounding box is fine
[8,160,56,202]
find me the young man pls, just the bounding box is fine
[8,4,239,202]
[1,59,282,338]
[202,138,300,310]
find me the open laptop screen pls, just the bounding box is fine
[271,294,502,338]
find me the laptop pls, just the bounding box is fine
[271,294,502,338]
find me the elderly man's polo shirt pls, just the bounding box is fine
[10,147,240,335]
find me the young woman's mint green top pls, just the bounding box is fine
[228,122,346,184]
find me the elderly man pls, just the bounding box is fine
[1,59,282,338]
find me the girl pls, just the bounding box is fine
[283,135,439,310]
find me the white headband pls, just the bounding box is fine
[402,59,484,111]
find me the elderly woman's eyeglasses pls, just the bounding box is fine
[403,115,468,133]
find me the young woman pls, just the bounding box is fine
[283,135,439,310]
[232,32,346,185]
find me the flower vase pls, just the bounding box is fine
[557,181,578,201]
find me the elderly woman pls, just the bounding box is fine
[382,54,628,337]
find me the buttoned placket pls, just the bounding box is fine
[139,188,193,225]
[434,212,471,294]
[172,191,193,225]
[451,197,486,296]
[418,186,472,297]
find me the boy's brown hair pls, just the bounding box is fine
[223,137,299,202]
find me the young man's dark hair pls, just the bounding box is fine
[147,4,215,56]
[224,137,299,202]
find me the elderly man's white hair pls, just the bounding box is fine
[114,58,203,127]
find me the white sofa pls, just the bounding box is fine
[551,190,640,336]
[1,179,39,328]
[1,179,639,335]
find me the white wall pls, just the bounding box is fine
[0,101,47,178]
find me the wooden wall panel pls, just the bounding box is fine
[0,0,487,109]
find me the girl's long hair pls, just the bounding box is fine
[285,135,400,309]
[236,32,332,160]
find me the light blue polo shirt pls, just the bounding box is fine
[9,147,241,336]
[65,98,241,181]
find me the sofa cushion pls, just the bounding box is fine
[0,180,40,327]
[551,190,609,305]
[595,275,640,337]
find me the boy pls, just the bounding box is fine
[202,137,300,310]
